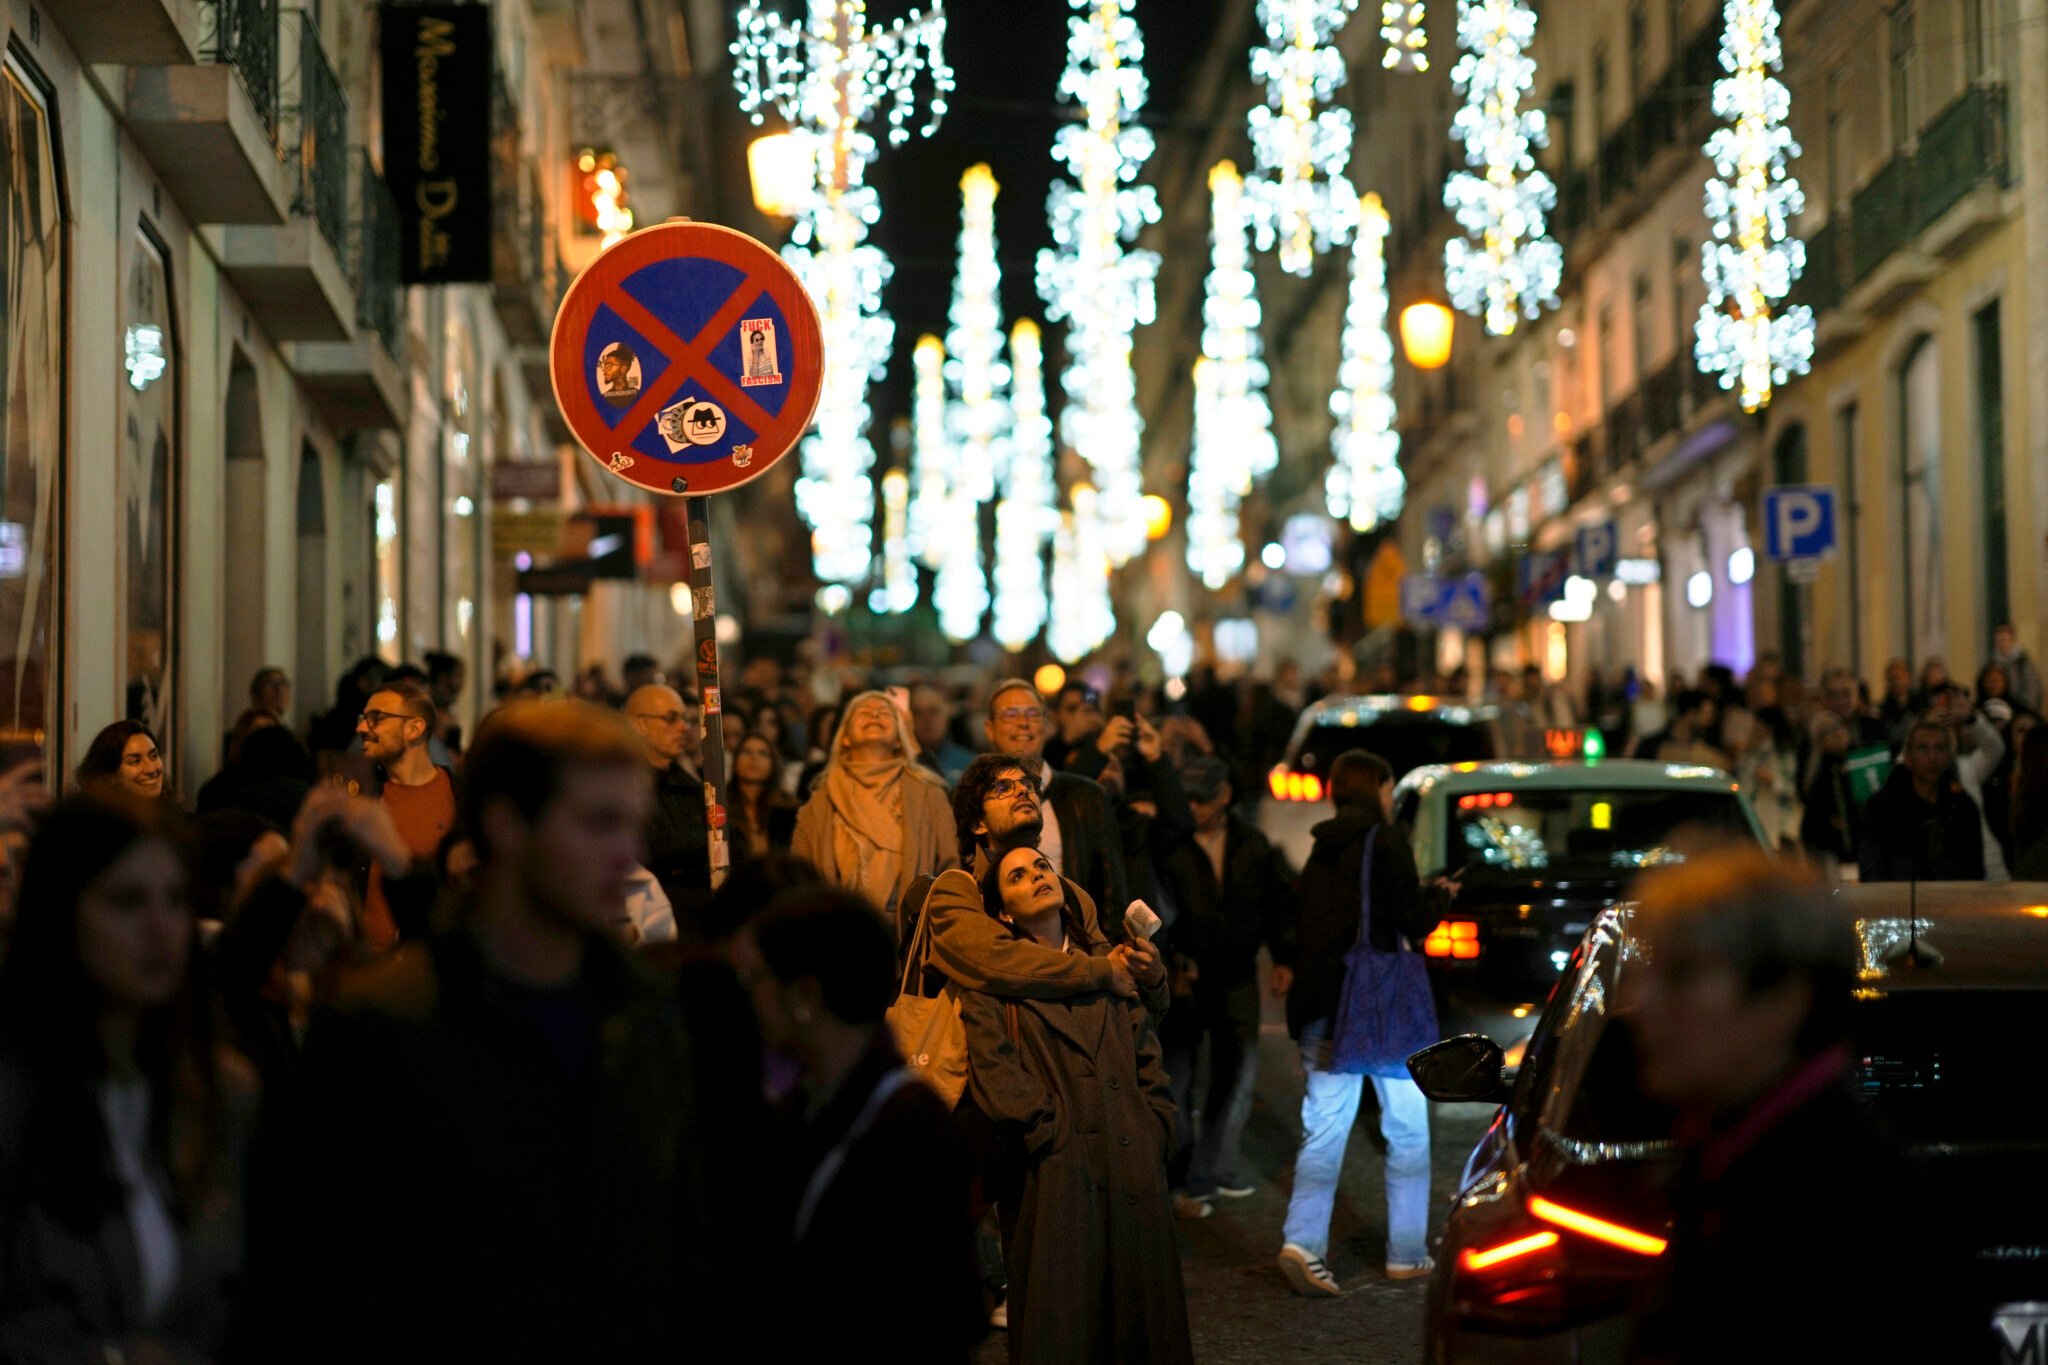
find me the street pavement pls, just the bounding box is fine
[973,1023,1498,1363]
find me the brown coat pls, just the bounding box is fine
[960,954,1192,1365]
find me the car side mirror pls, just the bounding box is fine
[1407,1034,1511,1105]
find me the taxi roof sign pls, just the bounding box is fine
[549,220,823,498]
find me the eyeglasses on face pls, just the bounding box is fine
[987,775,1041,800]
[995,706,1045,726]
[358,709,409,728]
[632,710,689,726]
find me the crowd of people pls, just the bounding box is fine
[0,625,2034,1361]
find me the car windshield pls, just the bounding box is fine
[1451,787,1753,879]
[1291,715,1495,779]
[1850,990,2048,1145]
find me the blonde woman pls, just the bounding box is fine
[791,691,958,915]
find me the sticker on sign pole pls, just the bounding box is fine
[550,221,824,498]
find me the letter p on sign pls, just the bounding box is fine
[1763,486,1836,561]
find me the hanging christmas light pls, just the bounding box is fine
[1187,161,1278,590]
[878,468,917,613]
[1328,193,1405,531]
[1381,1,1428,70]
[1695,0,1813,413]
[993,319,1056,651]
[1035,0,1160,569]
[909,332,952,569]
[945,164,1008,504]
[1049,485,1116,664]
[1443,0,1562,336]
[730,1,954,587]
[1242,0,1363,277]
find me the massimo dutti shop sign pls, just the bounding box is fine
[381,5,491,284]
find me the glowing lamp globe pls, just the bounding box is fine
[1034,663,1067,696]
[746,132,811,218]
[1400,301,1455,370]
[1142,494,1174,542]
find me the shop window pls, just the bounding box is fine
[122,223,178,765]
[0,57,64,782]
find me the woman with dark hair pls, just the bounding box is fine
[76,720,171,809]
[0,799,251,1359]
[730,733,799,860]
[735,885,983,1362]
[1978,661,2013,706]
[960,845,1192,1365]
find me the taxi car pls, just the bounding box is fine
[1407,882,2048,1363]
[1392,758,1766,1045]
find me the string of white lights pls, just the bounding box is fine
[730,0,954,595]
[1443,0,1562,336]
[1035,0,1160,571]
[1696,0,1813,413]
[1187,162,1277,590]
[1243,0,1363,277]
[1048,485,1116,663]
[1327,193,1405,532]
[992,319,1056,651]
[876,468,917,614]
[910,333,951,571]
[1380,0,1428,70]
[945,165,1008,505]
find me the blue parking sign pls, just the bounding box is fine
[1762,486,1836,561]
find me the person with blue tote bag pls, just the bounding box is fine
[1273,749,1445,1296]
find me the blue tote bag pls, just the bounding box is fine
[1329,825,1440,1076]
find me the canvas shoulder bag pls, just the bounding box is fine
[1329,825,1440,1077]
[885,868,971,1106]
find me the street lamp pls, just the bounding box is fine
[1399,300,1455,370]
[746,131,810,218]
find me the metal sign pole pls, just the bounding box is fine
[685,502,730,890]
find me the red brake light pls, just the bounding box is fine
[1527,1196,1668,1256]
[1301,773,1323,801]
[1269,769,1286,800]
[1460,1230,1560,1272]
[1424,920,1481,958]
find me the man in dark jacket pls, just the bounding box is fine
[1626,850,1974,1362]
[1856,720,1987,881]
[1275,749,1442,1297]
[983,678,1129,927]
[627,682,711,932]
[252,701,729,1362]
[1156,755,1291,1204]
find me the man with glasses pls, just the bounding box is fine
[356,677,456,952]
[983,678,1130,937]
[627,683,710,925]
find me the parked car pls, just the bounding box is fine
[1408,882,2048,1363]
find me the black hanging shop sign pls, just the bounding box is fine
[380,4,491,284]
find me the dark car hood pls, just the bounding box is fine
[1450,876,1627,915]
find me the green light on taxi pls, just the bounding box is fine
[1582,728,1606,761]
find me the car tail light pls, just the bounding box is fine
[1451,1197,1665,1329]
[1424,920,1481,959]
[1267,768,1324,802]
[1456,791,1514,810]
[1460,1230,1559,1272]
[1527,1196,1668,1256]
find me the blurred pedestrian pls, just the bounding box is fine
[76,720,173,811]
[729,732,798,860]
[253,700,721,1362]
[983,679,1128,923]
[1044,680,1103,772]
[196,724,317,831]
[355,677,456,951]
[423,651,467,756]
[1991,623,2044,713]
[2009,724,2048,878]
[0,799,252,1361]
[737,885,984,1361]
[1275,749,1439,1295]
[1623,850,1972,1363]
[1875,657,1915,748]
[961,844,1193,1365]
[1856,720,1986,881]
[307,656,389,770]
[792,691,957,918]
[912,682,976,785]
[627,683,710,921]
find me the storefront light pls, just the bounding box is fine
[1686,570,1713,609]
[1261,542,1287,570]
[1728,545,1755,585]
[746,131,812,217]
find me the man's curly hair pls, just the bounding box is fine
[951,752,1037,866]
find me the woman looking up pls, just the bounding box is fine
[790,691,957,917]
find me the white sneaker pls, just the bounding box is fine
[989,1298,1008,1330]
[1385,1256,1436,1282]
[1277,1243,1342,1297]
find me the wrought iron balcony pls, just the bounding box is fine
[1787,218,1845,316]
[1849,153,1916,282]
[286,12,348,258]
[351,153,404,359]
[1914,83,2008,233]
[1604,388,1644,470]
[1642,360,1683,445]
[199,0,278,139]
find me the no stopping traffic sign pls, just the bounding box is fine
[549,221,824,498]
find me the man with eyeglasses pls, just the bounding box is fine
[627,683,710,926]
[356,677,457,952]
[983,678,1130,937]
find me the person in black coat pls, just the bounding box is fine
[983,679,1130,930]
[736,885,984,1362]
[1626,850,1974,1363]
[1855,721,1987,882]
[1156,755,1292,1202]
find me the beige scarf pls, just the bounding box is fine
[825,753,908,908]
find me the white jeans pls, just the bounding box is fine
[1280,1021,1431,1265]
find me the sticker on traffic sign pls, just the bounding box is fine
[550,221,823,498]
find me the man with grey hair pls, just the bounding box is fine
[1624,849,1969,1362]
[627,683,709,918]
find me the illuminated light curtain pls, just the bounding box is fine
[993,318,1056,651]
[930,163,1005,643]
[1381,1,1428,70]
[1243,0,1363,277]
[1443,0,1562,336]
[909,333,951,569]
[1035,0,1160,570]
[1049,485,1116,664]
[1187,161,1277,589]
[1696,0,1813,413]
[731,0,954,591]
[1327,193,1405,531]
[878,468,918,612]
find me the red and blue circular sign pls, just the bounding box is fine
[550,221,824,498]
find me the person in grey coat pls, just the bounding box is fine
[959,844,1193,1365]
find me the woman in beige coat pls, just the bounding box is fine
[791,691,958,916]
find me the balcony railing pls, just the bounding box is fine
[348,152,403,356]
[1643,359,1683,444]
[286,12,347,256]
[1788,218,1845,316]
[199,0,279,138]
[1849,152,1916,281]
[1915,83,2009,230]
[1605,388,1643,469]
